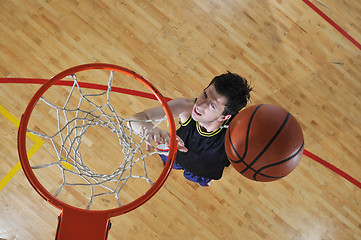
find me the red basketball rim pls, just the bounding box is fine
[17,63,177,218]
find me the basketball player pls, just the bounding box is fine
[129,72,252,186]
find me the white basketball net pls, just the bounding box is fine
[27,71,168,210]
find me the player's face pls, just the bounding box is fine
[191,84,229,123]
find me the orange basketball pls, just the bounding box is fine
[225,104,304,182]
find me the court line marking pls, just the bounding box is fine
[303,0,361,51]
[0,78,359,189]
[0,104,44,191]
[304,150,361,189]
[0,78,172,102]
[301,0,361,189]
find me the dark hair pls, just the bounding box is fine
[208,72,252,116]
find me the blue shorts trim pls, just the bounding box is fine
[160,154,212,187]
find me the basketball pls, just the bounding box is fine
[225,104,304,182]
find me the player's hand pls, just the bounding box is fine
[175,135,188,152]
[144,127,188,152]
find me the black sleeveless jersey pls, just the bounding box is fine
[175,115,232,180]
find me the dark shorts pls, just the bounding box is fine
[160,154,213,187]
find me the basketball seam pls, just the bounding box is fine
[228,104,263,164]
[240,112,291,174]
[253,140,305,181]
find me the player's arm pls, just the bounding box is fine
[128,98,194,152]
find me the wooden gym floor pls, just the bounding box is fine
[0,0,360,239]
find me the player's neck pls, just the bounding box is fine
[198,120,223,133]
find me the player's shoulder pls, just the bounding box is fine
[168,98,194,120]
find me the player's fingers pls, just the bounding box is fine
[176,135,185,146]
[145,133,155,151]
[161,134,171,147]
[146,138,152,151]
[178,146,188,152]
[154,132,162,145]
[176,136,188,152]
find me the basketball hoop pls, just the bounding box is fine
[17,63,177,239]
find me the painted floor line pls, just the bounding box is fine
[0,104,44,191]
